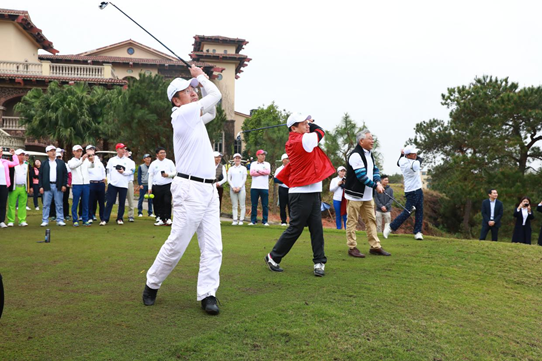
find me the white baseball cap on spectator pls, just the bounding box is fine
[213,151,222,157]
[281,153,288,161]
[72,145,83,151]
[167,78,199,102]
[45,145,56,152]
[337,166,346,172]
[287,113,312,128]
[86,145,95,150]
[233,153,242,158]
[404,145,419,155]
[15,149,26,155]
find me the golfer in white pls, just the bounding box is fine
[143,65,222,315]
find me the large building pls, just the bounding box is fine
[0,8,251,155]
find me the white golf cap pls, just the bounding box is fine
[15,149,26,155]
[86,145,95,150]
[281,153,288,160]
[72,145,83,151]
[233,153,242,158]
[287,112,312,128]
[167,77,199,102]
[337,166,346,172]
[55,148,64,155]
[213,151,222,157]
[45,145,56,152]
[404,145,419,155]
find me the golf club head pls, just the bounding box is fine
[410,206,416,213]
[236,132,242,142]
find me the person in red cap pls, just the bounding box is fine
[265,113,335,277]
[102,143,134,225]
[249,149,271,225]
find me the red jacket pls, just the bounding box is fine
[276,132,335,188]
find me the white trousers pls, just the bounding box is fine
[146,177,223,301]
[230,188,246,221]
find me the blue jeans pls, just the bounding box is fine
[333,199,347,229]
[390,188,424,234]
[137,185,153,215]
[250,188,269,224]
[42,184,64,223]
[72,184,90,223]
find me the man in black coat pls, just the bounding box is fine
[479,188,503,241]
[39,145,68,227]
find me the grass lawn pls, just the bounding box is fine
[1,210,541,360]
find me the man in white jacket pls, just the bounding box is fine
[68,145,94,227]
[143,65,223,315]
[148,146,176,226]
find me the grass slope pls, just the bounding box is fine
[1,211,541,360]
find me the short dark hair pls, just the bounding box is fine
[381,174,389,180]
[155,146,166,154]
[487,188,497,195]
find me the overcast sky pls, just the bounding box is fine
[6,0,542,173]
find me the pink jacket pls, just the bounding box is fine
[0,154,20,188]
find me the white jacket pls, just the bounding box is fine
[68,157,94,185]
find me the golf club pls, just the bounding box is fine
[384,192,416,214]
[99,2,192,69]
[236,124,288,141]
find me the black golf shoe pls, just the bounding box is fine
[265,254,283,272]
[201,296,220,315]
[142,285,158,306]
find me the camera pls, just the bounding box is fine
[115,165,126,171]
[2,147,9,152]
[161,170,165,175]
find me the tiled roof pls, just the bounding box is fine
[190,52,251,78]
[77,39,178,61]
[0,8,58,54]
[0,73,127,85]
[193,35,248,53]
[39,54,212,67]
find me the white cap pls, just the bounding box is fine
[167,77,199,101]
[15,149,26,155]
[281,153,288,161]
[86,145,95,150]
[213,151,222,157]
[45,145,56,152]
[287,112,312,128]
[404,145,419,155]
[337,166,346,172]
[55,148,64,155]
[233,153,242,158]
[72,145,83,151]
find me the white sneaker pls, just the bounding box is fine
[149,214,155,218]
[138,214,143,217]
[26,206,31,211]
[20,222,28,227]
[248,222,255,226]
[0,222,7,228]
[232,221,238,226]
[383,224,392,239]
[281,223,287,226]
[35,207,40,211]
[99,221,106,226]
[414,232,424,240]
[165,219,172,226]
[58,221,66,226]
[154,219,164,226]
[40,222,48,227]
[263,223,270,226]
[7,222,14,227]
[117,220,124,225]
[238,221,243,225]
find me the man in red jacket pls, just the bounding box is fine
[265,113,335,277]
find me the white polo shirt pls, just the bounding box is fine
[88,157,106,181]
[250,161,270,190]
[228,164,247,189]
[399,157,422,192]
[148,158,176,189]
[106,156,134,188]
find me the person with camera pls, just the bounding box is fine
[68,145,95,227]
[329,166,347,230]
[274,154,290,226]
[102,143,134,226]
[213,152,227,214]
[39,145,68,227]
[148,147,175,226]
[479,189,504,242]
[512,197,534,245]
[0,147,19,228]
[374,175,393,233]
[228,153,247,225]
[86,145,106,223]
[137,154,153,218]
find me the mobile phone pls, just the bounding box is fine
[161,171,165,175]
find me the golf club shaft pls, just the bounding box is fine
[241,123,287,134]
[384,192,411,214]
[106,2,192,69]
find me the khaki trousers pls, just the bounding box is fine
[346,199,381,249]
[376,211,391,233]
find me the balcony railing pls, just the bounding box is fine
[1,117,25,130]
[0,61,42,75]
[50,63,104,78]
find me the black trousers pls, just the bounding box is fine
[89,182,106,220]
[0,185,7,223]
[103,185,127,222]
[278,186,290,224]
[480,224,499,241]
[32,184,41,208]
[152,183,172,221]
[270,192,327,264]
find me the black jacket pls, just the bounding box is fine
[481,199,503,228]
[512,207,534,244]
[39,159,68,191]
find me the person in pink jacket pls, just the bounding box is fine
[0,148,19,228]
[249,149,271,226]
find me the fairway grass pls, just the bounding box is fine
[1,211,541,360]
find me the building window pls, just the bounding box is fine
[127,69,133,74]
[234,138,242,154]
[223,50,228,54]
[127,47,135,55]
[217,74,223,81]
[213,134,223,154]
[212,49,216,53]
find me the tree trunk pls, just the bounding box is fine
[462,198,472,237]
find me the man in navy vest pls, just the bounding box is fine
[479,189,503,241]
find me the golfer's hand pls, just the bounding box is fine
[488,221,495,226]
[82,154,89,160]
[189,65,205,78]
[40,188,44,194]
[61,186,67,192]
[376,184,384,194]
[161,173,168,178]
[381,206,386,212]
[118,169,124,174]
